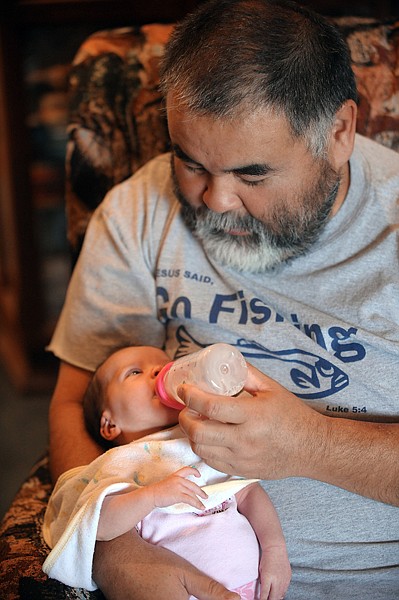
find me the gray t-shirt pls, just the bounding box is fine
[49,134,399,598]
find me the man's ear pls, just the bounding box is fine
[328,99,357,169]
[100,411,121,442]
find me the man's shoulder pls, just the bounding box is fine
[134,152,172,181]
[354,134,399,168]
[112,152,172,195]
[100,152,174,215]
[353,134,399,195]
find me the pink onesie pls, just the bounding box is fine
[137,496,260,599]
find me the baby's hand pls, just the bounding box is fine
[151,467,208,511]
[259,544,292,600]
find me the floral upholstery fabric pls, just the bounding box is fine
[1,17,398,599]
[66,24,173,260]
[0,455,103,599]
[335,17,399,150]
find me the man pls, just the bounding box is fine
[48,0,399,598]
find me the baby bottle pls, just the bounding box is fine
[155,343,248,410]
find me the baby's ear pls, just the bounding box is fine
[100,411,121,441]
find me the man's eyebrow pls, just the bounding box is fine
[172,144,202,166]
[231,164,274,176]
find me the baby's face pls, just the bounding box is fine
[100,346,180,443]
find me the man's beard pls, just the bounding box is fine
[172,159,340,273]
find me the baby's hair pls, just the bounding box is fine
[83,344,133,449]
[83,369,115,450]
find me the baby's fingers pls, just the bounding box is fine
[173,467,208,499]
[260,581,286,600]
[180,477,208,501]
[175,466,202,479]
[179,491,207,511]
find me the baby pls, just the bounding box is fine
[43,345,291,600]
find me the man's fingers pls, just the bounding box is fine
[177,364,280,420]
[183,569,240,600]
[178,417,237,473]
[178,385,248,423]
[179,405,237,447]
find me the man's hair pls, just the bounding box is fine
[83,372,115,450]
[160,0,358,156]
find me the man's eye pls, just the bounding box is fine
[242,179,263,187]
[184,162,205,174]
[239,176,267,187]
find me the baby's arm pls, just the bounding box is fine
[97,466,207,541]
[236,483,291,600]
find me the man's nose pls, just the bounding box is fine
[202,176,243,213]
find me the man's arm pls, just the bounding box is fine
[48,361,99,481]
[93,531,240,600]
[178,364,399,507]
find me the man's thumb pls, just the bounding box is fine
[183,571,240,599]
[244,362,276,394]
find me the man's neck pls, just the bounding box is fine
[331,161,350,217]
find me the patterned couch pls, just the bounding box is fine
[0,15,398,600]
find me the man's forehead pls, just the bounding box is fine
[167,97,297,161]
[166,91,286,128]
[167,111,294,174]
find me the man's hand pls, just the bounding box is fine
[178,363,323,481]
[93,530,240,600]
[178,363,399,505]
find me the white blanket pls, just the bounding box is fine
[42,425,257,590]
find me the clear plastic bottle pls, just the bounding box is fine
[155,343,248,410]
